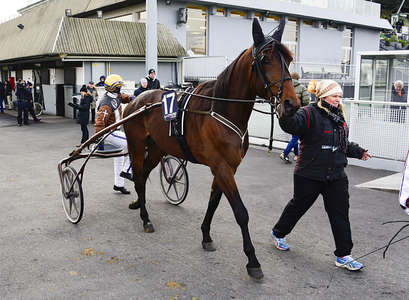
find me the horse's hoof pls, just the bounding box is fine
[202,241,216,252]
[143,222,155,233]
[246,267,264,281]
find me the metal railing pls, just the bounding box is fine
[282,0,380,18]
[182,56,356,85]
[248,99,409,162]
[343,99,409,161]
[293,62,356,83]
[182,56,229,82]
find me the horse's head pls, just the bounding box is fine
[251,18,299,117]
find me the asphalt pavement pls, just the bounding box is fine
[0,112,408,299]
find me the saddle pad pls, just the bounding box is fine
[168,87,195,137]
[161,91,178,121]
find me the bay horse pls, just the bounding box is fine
[123,18,299,280]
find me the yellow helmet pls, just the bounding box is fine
[104,74,124,93]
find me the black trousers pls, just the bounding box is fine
[91,108,95,123]
[80,124,89,144]
[273,174,353,257]
[17,100,28,125]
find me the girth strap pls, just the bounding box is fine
[171,87,198,163]
[174,135,198,163]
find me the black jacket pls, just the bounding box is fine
[279,102,365,181]
[0,82,5,99]
[15,84,25,100]
[146,76,160,90]
[72,96,92,125]
[134,86,148,97]
[391,87,406,110]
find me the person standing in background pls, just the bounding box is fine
[69,85,92,145]
[87,81,98,123]
[134,78,148,97]
[5,80,13,110]
[96,75,106,87]
[145,69,160,90]
[0,81,5,113]
[391,80,407,123]
[25,82,41,122]
[16,79,28,126]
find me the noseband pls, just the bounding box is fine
[252,37,292,115]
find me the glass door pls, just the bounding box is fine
[374,59,389,101]
[359,58,373,101]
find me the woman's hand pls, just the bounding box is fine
[362,150,372,161]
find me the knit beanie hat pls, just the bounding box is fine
[307,79,343,99]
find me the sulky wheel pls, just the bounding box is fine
[33,102,43,118]
[61,166,84,224]
[159,156,189,205]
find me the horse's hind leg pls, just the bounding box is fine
[128,136,163,233]
[212,162,263,280]
[201,178,222,251]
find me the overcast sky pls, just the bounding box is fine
[0,1,36,22]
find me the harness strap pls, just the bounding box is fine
[210,111,248,144]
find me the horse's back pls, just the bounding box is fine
[123,89,163,117]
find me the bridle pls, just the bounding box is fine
[252,37,292,116]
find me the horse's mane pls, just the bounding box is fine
[276,42,294,63]
[213,49,247,99]
[212,40,293,100]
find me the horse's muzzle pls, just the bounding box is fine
[281,98,298,117]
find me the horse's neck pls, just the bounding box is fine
[212,67,256,132]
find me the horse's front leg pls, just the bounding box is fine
[201,178,222,251]
[212,162,263,280]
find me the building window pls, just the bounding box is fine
[265,15,280,22]
[254,12,262,20]
[282,19,298,60]
[186,6,207,55]
[230,10,246,18]
[107,14,134,22]
[342,27,353,66]
[302,20,313,27]
[215,8,225,16]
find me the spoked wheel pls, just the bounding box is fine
[61,166,84,224]
[159,156,189,205]
[33,102,43,117]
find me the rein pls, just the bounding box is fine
[165,40,291,144]
[172,39,291,117]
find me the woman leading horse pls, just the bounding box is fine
[122,18,299,280]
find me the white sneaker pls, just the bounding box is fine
[335,256,364,271]
[280,153,291,164]
[293,155,298,161]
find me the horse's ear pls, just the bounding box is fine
[272,17,286,42]
[252,18,265,47]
